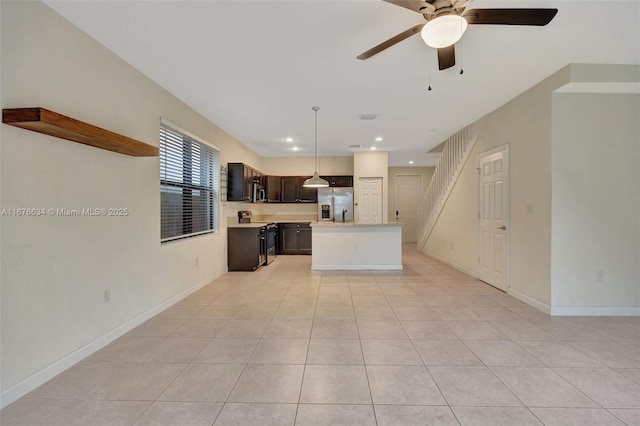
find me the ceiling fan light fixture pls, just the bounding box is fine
[303,106,329,188]
[420,15,468,48]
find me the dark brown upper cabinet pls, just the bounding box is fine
[227,162,254,202]
[227,164,351,203]
[298,177,318,203]
[320,175,353,187]
[265,176,281,203]
[281,176,299,203]
[281,176,318,203]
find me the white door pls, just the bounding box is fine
[478,147,509,291]
[395,175,422,243]
[358,177,382,224]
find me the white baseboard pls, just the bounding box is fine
[312,264,403,271]
[506,288,551,314]
[505,288,640,316]
[550,306,640,316]
[0,270,225,409]
[422,250,479,278]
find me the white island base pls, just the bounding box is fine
[311,222,403,270]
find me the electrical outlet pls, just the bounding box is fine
[450,243,454,250]
[103,288,111,303]
[596,270,605,282]
[195,257,199,266]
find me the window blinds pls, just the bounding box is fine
[160,122,219,242]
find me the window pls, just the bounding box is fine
[160,120,220,242]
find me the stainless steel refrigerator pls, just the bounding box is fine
[318,187,354,222]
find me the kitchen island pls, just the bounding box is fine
[310,222,403,270]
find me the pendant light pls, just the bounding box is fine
[303,106,329,188]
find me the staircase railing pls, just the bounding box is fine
[417,123,478,251]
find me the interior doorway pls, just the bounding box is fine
[478,145,510,291]
[394,174,422,242]
[358,177,382,224]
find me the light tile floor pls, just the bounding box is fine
[2,244,639,425]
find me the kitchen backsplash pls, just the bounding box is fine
[254,213,316,222]
[224,201,317,225]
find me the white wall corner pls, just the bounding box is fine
[506,288,551,315]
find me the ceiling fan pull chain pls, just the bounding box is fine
[428,50,433,91]
[459,17,465,75]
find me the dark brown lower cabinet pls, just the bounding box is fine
[278,223,312,255]
[228,226,266,271]
[298,226,312,254]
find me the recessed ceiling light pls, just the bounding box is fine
[375,137,383,142]
[409,160,414,164]
[285,137,294,143]
[370,146,377,150]
[291,146,299,151]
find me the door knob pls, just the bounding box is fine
[496,225,506,230]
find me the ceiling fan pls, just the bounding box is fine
[357,0,558,70]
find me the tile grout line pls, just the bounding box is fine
[293,265,321,425]
[352,273,382,426]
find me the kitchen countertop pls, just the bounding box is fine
[228,220,313,228]
[227,222,270,229]
[270,220,313,224]
[311,221,403,227]
[229,221,402,228]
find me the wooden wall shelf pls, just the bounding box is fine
[2,107,159,157]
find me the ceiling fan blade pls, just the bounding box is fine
[357,24,424,60]
[464,8,558,26]
[437,45,455,70]
[383,0,435,14]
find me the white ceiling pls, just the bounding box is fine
[45,0,639,167]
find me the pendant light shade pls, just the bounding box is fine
[303,106,329,188]
[303,171,329,188]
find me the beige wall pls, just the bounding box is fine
[423,63,639,314]
[551,92,640,313]
[424,66,572,306]
[260,156,353,176]
[0,0,260,402]
[354,151,389,223]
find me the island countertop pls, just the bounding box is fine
[228,220,314,229]
[310,221,403,227]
